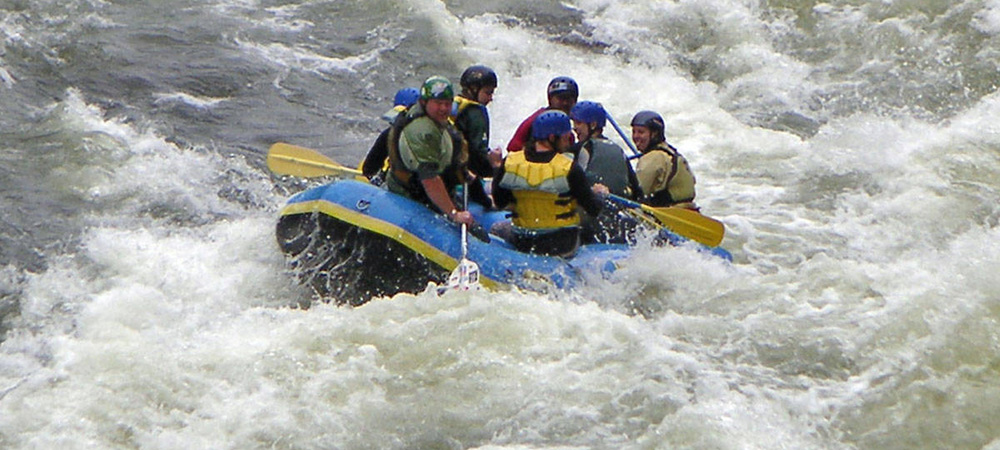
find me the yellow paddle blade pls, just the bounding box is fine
[608,195,725,247]
[267,142,363,178]
[640,204,725,247]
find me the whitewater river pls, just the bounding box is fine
[2,0,1000,448]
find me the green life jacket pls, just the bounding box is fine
[386,106,467,204]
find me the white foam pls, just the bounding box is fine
[0,66,13,88]
[974,0,1000,34]
[4,0,1000,447]
[237,38,382,74]
[152,92,228,110]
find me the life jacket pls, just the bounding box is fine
[643,142,696,207]
[453,95,493,177]
[386,106,467,203]
[452,96,481,118]
[452,96,490,146]
[498,151,579,229]
[381,104,407,123]
[583,137,632,197]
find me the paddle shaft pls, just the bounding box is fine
[608,194,724,247]
[605,112,640,157]
[267,143,363,178]
[460,183,469,261]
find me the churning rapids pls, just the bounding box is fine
[2,0,1000,448]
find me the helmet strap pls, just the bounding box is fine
[546,135,561,150]
[650,132,665,147]
[533,135,555,151]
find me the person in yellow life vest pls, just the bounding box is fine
[453,65,500,209]
[491,110,603,257]
[631,110,698,210]
[386,76,479,230]
[454,65,502,178]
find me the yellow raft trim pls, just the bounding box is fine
[280,199,502,290]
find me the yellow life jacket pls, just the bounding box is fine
[452,96,480,117]
[498,151,579,229]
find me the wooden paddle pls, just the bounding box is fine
[267,142,364,179]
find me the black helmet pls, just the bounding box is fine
[630,110,665,135]
[460,65,498,90]
[547,76,578,98]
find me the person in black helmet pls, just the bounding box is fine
[631,110,698,210]
[505,76,579,152]
[452,65,501,209]
[454,65,501,178]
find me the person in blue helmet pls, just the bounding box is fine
[505,76,578,152]
[568,101,645,244]
[362,87,420,181]
[492,110,603,257]
[569,100,642,199]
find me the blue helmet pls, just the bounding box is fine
[547,76,578,98]
[570,101,606,128]
[393,87,420,107]
[532,110,572,140]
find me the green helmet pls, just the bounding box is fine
[420,76,454,101]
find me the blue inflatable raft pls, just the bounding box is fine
[276,179,730,305]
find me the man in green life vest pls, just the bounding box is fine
[569,100,642,199]
[386,76,478,228]
[631,110,698,210]
[492,110,603,257]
